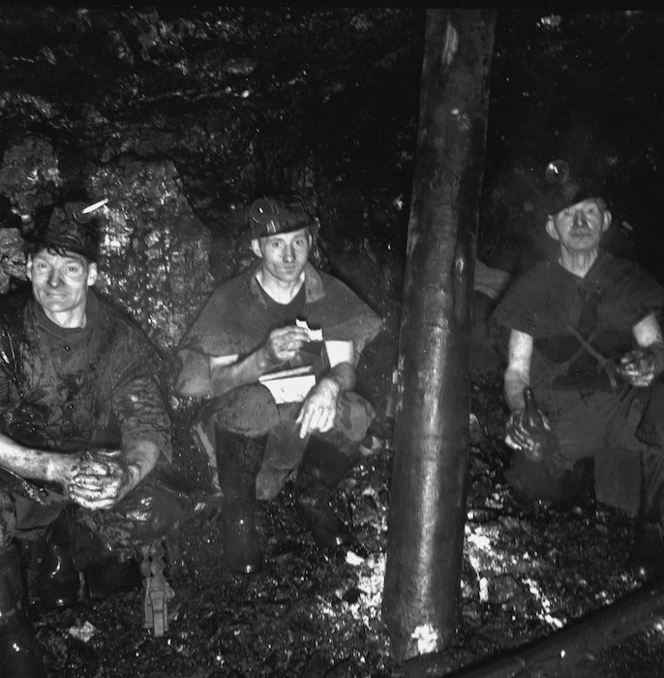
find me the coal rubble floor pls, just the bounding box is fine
[31,372,664,677]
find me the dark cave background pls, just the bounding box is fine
[2,7,664,678]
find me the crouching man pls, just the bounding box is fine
[0,199,196,676]
[175,197,382,574]
[492,162,664,580]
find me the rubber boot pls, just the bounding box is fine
[626,519,664,582]
[0,547,46,677]
[85,554,143,600]
[296,438,354,549]
[36,509,80,608]
[630,448,664,581]
[216,429,264,575]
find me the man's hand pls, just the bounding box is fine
[504,408,551,457]
[296,379,339,439]
[55,449,140,510]
[618,348,658,387]
[263,326,311,365]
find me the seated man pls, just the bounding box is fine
[0,199,196,676]
[175,197,382,575]
[492,161,664,578]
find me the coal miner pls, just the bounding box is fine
[492,160,664,579]
[0,199,196,676]
[175,197,382,574]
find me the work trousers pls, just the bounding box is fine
[506,383,664,519]
[0,466,201,571]
[192,383,375,500]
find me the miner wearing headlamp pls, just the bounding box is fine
[176,196,382,575]
[492,161,664,580]
[0,199,194,676]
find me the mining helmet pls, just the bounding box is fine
[249,197,314,239]
[30,199,107,262]
[539,159,605,219]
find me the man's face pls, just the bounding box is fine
[546,198,611,254]
[27,249,97,323]
[251,228,311,285]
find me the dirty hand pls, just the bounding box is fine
[60,449,140,510]
[263,326,311,365]
[617,348,657,387]
[504,408,551,455]
[296,380,339,438]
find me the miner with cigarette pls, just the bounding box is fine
[176,196,382,575]
[0,199,195,676]
[492,161,664,580]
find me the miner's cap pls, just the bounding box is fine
[29,199,107,262]
[540,159,606,219]
[249,197,315,239]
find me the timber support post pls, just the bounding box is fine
[382,8,496,663]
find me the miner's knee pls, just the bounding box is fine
[205,383,281,436]
[504,450,593,507]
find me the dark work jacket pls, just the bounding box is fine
[179,261,383,364]
[0,290,171,460]
[492,251,664,392]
